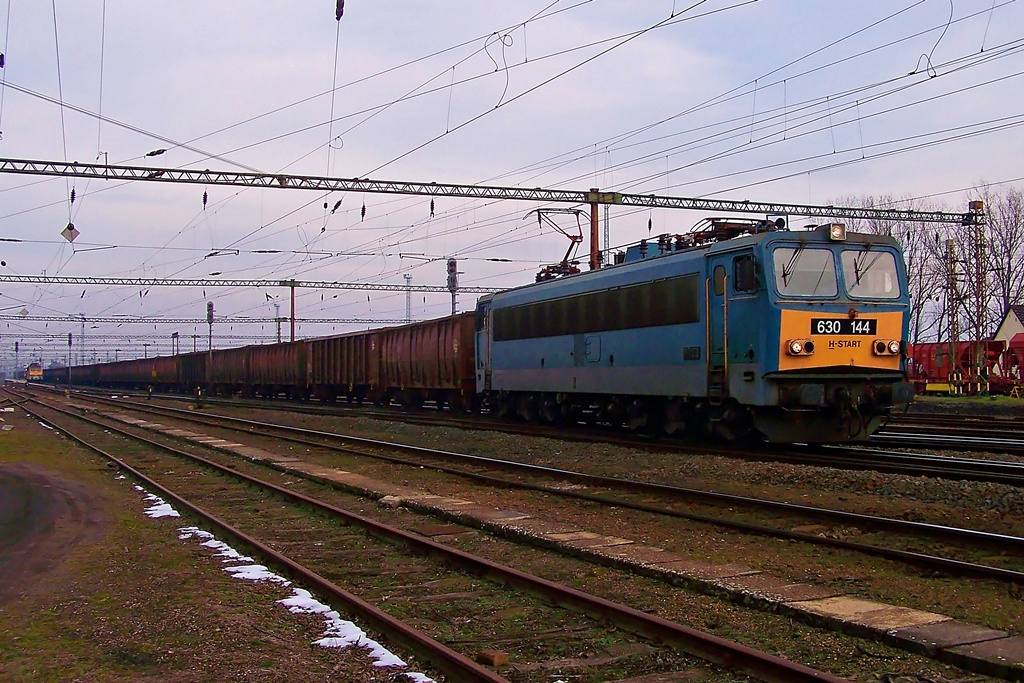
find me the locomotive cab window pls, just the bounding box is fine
[713,265,726,296]
[841,249,901,299]
[733,255,758,292]
[772,246,838,297]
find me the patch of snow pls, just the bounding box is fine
[134,488,180,518]
[404,674,436,683]
[200,538,253,563]
[38,421,54,430]
[122,480,435,681]
[175,526,434,681]
[224,563,291,584]
[279,589,406,667]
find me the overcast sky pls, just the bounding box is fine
[1,0,1022,366]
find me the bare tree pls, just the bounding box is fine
[985,185,1024,317]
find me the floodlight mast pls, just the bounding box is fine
[0,157,982,273]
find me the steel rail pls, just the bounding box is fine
[868,432,1024,458]
[36,383,1024,485]
[46,388,1024,580]
[14,389,842,683]
[12,395,506,683]
[124,397,1024,548]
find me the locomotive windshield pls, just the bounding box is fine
[772,246,838,297]
[840,249,901,299]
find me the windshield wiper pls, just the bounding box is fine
[781,245,805,287]
[812,258,831,294]
[853,250,883,286]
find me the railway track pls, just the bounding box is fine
[874,412,1024,456]
[54,384,1024,485]
[17,385,1024,678]
[11,387,847,683]
[41,386,1024,582]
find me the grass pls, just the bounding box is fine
[0,410,403,681]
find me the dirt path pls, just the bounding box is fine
[0,462,107,606]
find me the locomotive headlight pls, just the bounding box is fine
[787,339,814,355]
[828,223,847,241]
[873,339,901,355]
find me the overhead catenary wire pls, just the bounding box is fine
[0,0,11,137]
[50,0,72,226]
[478,0,1010,190]
[28,1,614,313]
[4,3,1021,345]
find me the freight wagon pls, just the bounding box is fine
[907,340,1007,394]
[43,221,916,443]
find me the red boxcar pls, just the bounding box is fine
[376,313,476,409]
[209,346,249,395]
[247,341,308,398]
[179,351,206,391]
[151,355,178,389]
[308,331,379,402]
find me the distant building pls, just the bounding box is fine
[994,305,1024,344]
[994,305,1024,381]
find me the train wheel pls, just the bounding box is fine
[709,401,752,441]
[494,393,514,419]
[625,398,649,431]
[516,394,538,422]
[662,398,688,435]
[540,394,561,424]
[598,397,624,428]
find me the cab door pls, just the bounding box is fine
[706,257,729,401]
[475,301,492,391]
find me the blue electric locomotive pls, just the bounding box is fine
[474,219,913,443]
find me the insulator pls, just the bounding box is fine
[69,188,76,204]
[647,217,652,233]
[336,0,345,20]
[361,204,366,221]
[331,199,342,214]
[430,199,435,217]
[202,190,208,209]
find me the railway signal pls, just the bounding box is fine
[447,259,458,315]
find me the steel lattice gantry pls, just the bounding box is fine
[0,274,501,294]
[0,157,978,224]
[0,314,408,325]
[0,157,982,271]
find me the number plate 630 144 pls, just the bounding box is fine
[810,318,876,335]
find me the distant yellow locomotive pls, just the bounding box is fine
[26,362,43,382]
